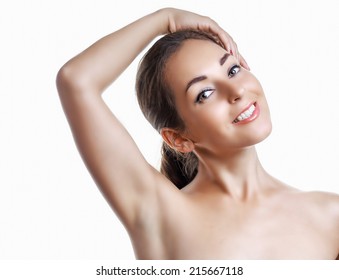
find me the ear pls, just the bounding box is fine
[160,128,195,153]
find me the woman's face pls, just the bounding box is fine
[165,39,272,157]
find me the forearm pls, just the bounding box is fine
[57,7,248,95]
[58,9,168,94]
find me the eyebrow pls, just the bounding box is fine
[185,53,230,93]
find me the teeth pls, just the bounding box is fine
[234,104,255,123]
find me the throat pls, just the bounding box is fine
[192,148,268,201]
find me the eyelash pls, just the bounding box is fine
[195,64,241,104]
[228,64,241,78]
[195,88,214,104]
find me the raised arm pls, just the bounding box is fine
[56,8,246,230]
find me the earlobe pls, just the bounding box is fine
[160,128,194,153]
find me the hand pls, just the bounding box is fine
[162,8,250,70]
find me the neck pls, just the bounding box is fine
[193,147,269,201]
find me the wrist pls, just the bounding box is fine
[153,8,172,35]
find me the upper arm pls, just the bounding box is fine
[56,66,168,228]
[322,192,339,258]
[329,193,339,251]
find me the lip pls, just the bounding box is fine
[232,102,260,125]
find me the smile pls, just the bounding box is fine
[233,102,260,124]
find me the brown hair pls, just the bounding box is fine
[136,30,221,189]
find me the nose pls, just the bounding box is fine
[224,83,245,104]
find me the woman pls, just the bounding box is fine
[56,8,339,259]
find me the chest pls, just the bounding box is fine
[164,202,336,259]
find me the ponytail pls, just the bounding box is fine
[160,142,198,189]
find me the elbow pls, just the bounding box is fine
[56,65,68,97]
[56,64,79,97]
[56,62,91,98]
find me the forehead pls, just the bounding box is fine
[165,39,226,90]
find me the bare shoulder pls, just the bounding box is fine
[283,188,339,259]
[287,189,339,227]
[304,190,339,214]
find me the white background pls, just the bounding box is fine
[0,0,338,260]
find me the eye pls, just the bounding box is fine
[228,65,241,78]
[195,88,214,104]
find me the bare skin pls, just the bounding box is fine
[56,8,339,259]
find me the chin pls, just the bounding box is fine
[252,101,272,144]
[242,117,273,147]
[256,120,272,143]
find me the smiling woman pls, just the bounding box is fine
[56,7,339,259]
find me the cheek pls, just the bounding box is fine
[183,104,230,141]
[245,73,265,97]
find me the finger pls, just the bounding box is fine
[204,22,239,61]
[219,31,239,59]
[216,31,232,52]
[229,41,240,62]
[239,54,250,70]
[205,23,232,51]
